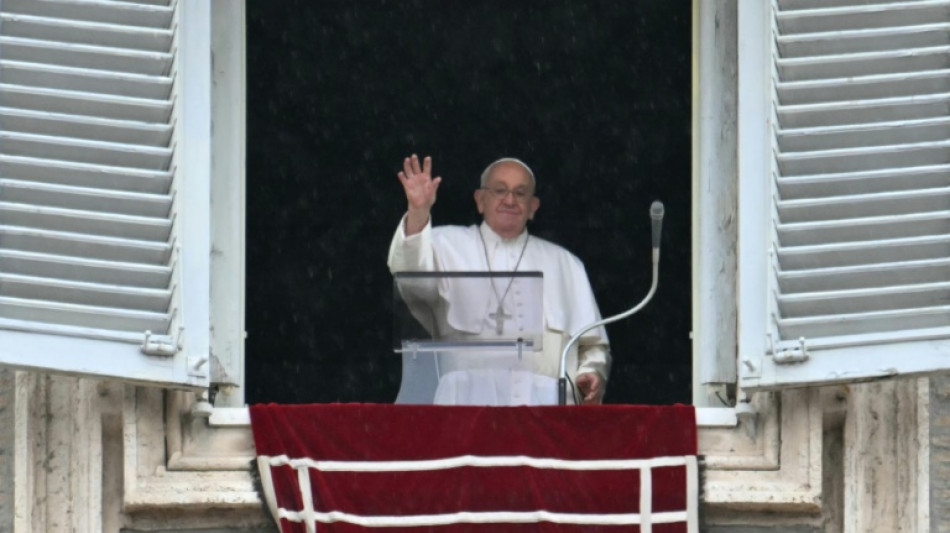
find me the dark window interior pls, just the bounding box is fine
[244,0,692,405]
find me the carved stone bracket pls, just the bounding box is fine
[702,389,823,512]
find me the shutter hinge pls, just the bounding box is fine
[189,354,209,378]
[771,335,810,365]
[140,328,183,357]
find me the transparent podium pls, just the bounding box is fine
[392,271,552,406]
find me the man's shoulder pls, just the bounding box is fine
[430,224,479,249]
[529,234,586,266]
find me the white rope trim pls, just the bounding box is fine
[255,456,283,527]
[257,453,700,531]
[297,465,317,533]
[640,465,653,533]
[258,453,692,472]
[277,508,690,527]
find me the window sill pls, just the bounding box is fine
[125,392,820,514]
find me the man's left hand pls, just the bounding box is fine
[575,372,605,405]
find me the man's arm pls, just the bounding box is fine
[561,254,611,405]
[388,154,442,273]
[576,345,610,404]
[387,212,435,273]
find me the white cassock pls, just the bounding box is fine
[388,215,611,406]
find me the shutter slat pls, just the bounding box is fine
[0,179,172,217]
[0,296,170,333]
[778,281,950,317]
[2,0,174,29]
[0,107,173,146]
[0,202,172,241]
[778,306,950,339]
[777,186,950,221]
[0,226,171,264]
[0,273,171,312]
[0,37,172,76]
[778,164,950,197]
[778,141,950,175]
[0,249,170,288]
[0,317,145,344]
[0,84,172,122]
[777,92,950,129]
[776,2,950,34]
[0,13,173,52]
[778,117,950,152]
[778,70,950,106]
[777,210,950,247]
[777,45,950,81]
[0,60,173,100]
[779,234,950,270]
[112,0,171,6]
[1,132,172,169]
[778,257,950,292]
[778,22,950,57]
[779,0,942,11]
[0,155,172,194]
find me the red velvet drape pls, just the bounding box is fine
[251,404,697,533]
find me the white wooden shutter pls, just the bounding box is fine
[738,0,950,390]
[0,0,211,388]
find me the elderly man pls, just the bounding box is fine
[388,154,611,405]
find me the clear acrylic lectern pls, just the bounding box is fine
[392,271,545,405]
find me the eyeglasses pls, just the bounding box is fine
[481,186,533,202]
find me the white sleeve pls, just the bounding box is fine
[387,213,436,273]
[577,344,611,383]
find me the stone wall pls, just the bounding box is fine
[0,370,13,533]
[931,375,950,533]
[1,368,946,531]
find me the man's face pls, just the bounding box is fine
[474,162,540,239]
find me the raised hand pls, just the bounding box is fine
[397,154,442,235]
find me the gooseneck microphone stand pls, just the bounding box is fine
[557,201,664,405]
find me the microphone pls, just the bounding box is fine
[650,201,664,253]
[557,200,665,405]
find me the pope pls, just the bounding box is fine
[388,154,611,405]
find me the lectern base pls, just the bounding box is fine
[433,369,558,406]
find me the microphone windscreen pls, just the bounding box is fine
[650,201,664,250]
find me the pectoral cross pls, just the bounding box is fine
[489,304,512,335]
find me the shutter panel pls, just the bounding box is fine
[0,0,211,388]
[739,0,950,390]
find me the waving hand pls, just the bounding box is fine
[397,154,442,235]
